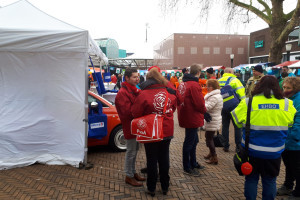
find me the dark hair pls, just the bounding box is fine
[282,66,288,69]
[124,68,138,79]
[281,72,288,78]
[251,75,284,99]
[199,72,205,79]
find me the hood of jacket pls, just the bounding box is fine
[182,73,199,82]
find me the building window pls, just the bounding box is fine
[178,47,184,54]
[226,47,232,54]
[238,48,244,54]
[203,47,210,54]
[213,47,220,54]
[191,47,197,54]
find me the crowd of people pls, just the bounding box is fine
[113,64,300,199]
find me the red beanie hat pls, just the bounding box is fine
[148,66,161,72]
[241,162,253,175]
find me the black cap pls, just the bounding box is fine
[253,65,263,73]
[206,67,214,74]
[182,68,187,73]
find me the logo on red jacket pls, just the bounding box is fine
[178,83,186,96]
[153,91,168,113]
[137,119,147,130]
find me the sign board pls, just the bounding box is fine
[255,40,264,48]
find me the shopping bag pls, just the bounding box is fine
[213,131,225,147]
[136,135,163,143]
[131,114,163,141]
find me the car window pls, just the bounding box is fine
[88,95,109,108]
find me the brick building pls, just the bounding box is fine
[249,27,300,63]
[153,33,249,70]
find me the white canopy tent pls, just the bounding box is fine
[0,0,107,170]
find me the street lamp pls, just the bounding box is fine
[230,54,234,68]
[286,43,292,61]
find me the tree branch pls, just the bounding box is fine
[257,0,272,17]
[277,0,300,44]
[229,0,271,24]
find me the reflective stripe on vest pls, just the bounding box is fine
[242,138,285,152]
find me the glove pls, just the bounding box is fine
[204,112,212,123]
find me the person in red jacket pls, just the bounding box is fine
[131,67,177,197]
[177,64,207,176]
[115,68,145,187]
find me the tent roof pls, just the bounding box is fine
[0,0,108,64]
[0,0,82,31]
[202,66,225,71]
[273,60,299,69]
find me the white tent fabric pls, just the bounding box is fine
[0,0,106,170]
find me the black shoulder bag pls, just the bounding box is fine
[233,97,253,176]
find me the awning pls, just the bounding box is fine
[273,61,299,69]
[202,66,225,71]
[287,60,300,68]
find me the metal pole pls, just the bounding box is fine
[231,59,233,68]
[287,51,290,61]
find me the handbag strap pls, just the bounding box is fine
[244,97,253,154]
[162,89,169,115]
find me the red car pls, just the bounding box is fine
[88,90,126,151]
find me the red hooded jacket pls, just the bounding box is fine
[115,82,140,139]
[131,80,177,139]
[177,74,206,128]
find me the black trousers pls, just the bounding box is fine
[144,139,171,192]
[282,150,300,195]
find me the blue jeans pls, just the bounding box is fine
[245,173,277,200]
[221,110,242,149]
[124,138,139,177]
[182,128,199,171]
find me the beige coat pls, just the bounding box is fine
[203,89,223,131]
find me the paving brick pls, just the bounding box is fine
[0,115,289,200]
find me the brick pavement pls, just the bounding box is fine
[0,114,289,200]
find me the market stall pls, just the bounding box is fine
[0,0,107,170]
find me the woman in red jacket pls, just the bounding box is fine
[131,67,177,197]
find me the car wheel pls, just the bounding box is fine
[109,125,126,152]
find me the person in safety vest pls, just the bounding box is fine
[231,75,296,200]
[245,65,264,97]
[277,77,300,198]
[218,68,245,152]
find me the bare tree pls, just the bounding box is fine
[161,0,300,64]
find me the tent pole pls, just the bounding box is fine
[83,65,89,166]
[80,57,93,170]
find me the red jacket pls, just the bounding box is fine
[131,80,177,139]
[115,83,139,139]
[177,74,206,128]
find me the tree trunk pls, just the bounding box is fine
[268,0,288,64]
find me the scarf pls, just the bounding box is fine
[122,82,140,95]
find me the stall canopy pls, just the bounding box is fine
[202,66,225,71]
[0,0,107,170]
[273,60,299,69]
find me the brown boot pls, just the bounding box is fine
[204,153,212,160]
[125,176,143,187]
[205,155,218,165]
[134,173,146,181]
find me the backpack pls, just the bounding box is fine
[220,77,240,112]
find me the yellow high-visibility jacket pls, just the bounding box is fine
[231,95,296,159]
[218,73,246,100]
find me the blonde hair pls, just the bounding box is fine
[207,79,220,90]
[146,68,168,86]
[190,64,202,75]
